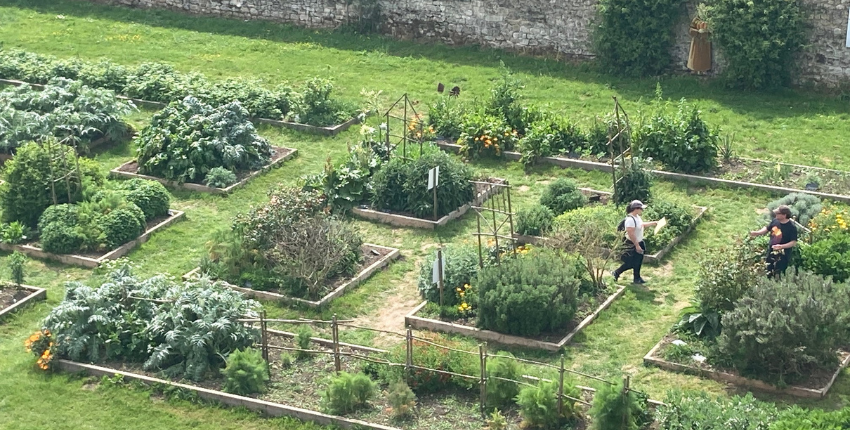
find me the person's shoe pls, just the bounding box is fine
[633,278,647,285]
[611,271,619,282]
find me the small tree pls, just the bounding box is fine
[8,252,27,286]
[550,216,624,291]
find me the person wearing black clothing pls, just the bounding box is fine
[749,204,798,277]
[611,200,658,285]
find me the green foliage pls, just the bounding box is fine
[642,200,695,253]
[321,372,377,415]
[589,381,647,430]
[117,178,171,221]
[222,348,268,396]
[457,111,518,159]
[485,409,508,430]
[709,0,807,89]
[554,204,622,245]
[428,95,466,140]
[280,353,293,369]
[539,178,588,215]
[634,96,719,174]
[372,334,479,393]
[296,325,313,360]
[43,265,260,381]
[303,138,384,212]
[516,380,579,429]
[614,159,653,205]
[718,271,850,383]
[290,78,358,127]
[771,406,850,430]
[203,167,238,189]
[385,380,417,420]
[516,205,555,236]
[0,141,103,228]
[0,221,30,245]
[135,96,272,184]
[477,249,582,336]
[801,231,850,283]
[656,391,778,430]
[101,203,146,248]
[694,239,767,313]
[765,193,823,227]
[38,204,86,254]
[417,245,481,306]
[517,116,588,166]
[370,149,474,218]
[0,78,135,152]
[8,251,27,286]
[485,352,520,408]
[593,0,684,77]
[484,66,541,135]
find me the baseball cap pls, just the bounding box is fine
[628,200,647,210]
[773,205,793,217]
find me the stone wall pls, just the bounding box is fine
[94,0,850,87]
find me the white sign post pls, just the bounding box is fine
[432,249,446,306]
[428,166,440,220]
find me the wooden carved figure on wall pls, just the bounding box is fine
[687,17,711,74]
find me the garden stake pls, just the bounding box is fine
[260,310,270,378]
[505,181,515,248]
[437,247,444,307]
[479,343,487,418]
[558,355,565,415]
[491,190,500,266]
[405,327,413,384]
[476,213,484,268]
[332,314,341,373]
[623,375,630,429]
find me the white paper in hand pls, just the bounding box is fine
[654,217,667,235]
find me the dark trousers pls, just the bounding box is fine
[766,249,789,279]
[614,240,645,282]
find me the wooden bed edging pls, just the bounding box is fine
[0,210,185,268]
[183,244,400,308]
[0,284,47,321]
[109,147,298,194]
[642,338,850,399]
[404,284,629,351]
[56,360,401,430]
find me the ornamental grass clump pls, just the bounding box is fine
[222,348,268,396]
[321,371,377,415]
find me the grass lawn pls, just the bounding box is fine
[1,1,850,429]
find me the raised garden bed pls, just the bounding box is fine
[0,284,46,321]
[405,283,629,351]
[435,141,850,203]
[110,147,297,194]
[643,335,850,399]
[0,78,360,135]
[0,210,185,268]
[352,178,507,229]
[183,243,400,307]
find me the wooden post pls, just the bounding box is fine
[437,247,444,307]
[505,182,515,238]
[479,343,487,418]
[332,314,341,373]
[260,310,270,378]
[491,191,500,265]
[476,213,484,269]
[405,327,413,383]
[622,375,630,429]
[558,355,565,415]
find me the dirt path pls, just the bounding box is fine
[350,262,423,348]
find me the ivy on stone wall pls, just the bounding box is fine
[708,0,807,89]
[592,0,685,77]
[341,0,382,34]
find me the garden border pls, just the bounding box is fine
[182,243,401,308]
[0,78,360,135]
[0,284,46,321]
[404,283,629,351]
[351,178,507,229]
[514,203,708,264]
[109,147,298,194]
[0,210,185,268]
[435,141,850,203]
[55,360,401,430]
[642,338,850,399]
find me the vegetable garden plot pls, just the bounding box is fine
[184,243,400,308]
[0,283,46,321]
[0,210,185,268]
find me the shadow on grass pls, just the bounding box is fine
[5,0,848,120]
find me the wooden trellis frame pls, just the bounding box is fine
[608,96,634,203]
[381,93,428,162]
[470,181,515,268]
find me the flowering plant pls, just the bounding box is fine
[24,329,55,371]
[457,113,518,159]
[809,205,849,241]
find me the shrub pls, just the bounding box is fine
[808,205,850,241]
[589,381,648,430]
[303,139,383,212]
[222,348,269,396]
[204,167,239,189]
[43,266,260,381]
[457,111,518,159]
[593,0,684,77]
[373,333,479,394]
[655,391,778,430]
[290,78,357,127]
[385,380,417,420]
[801,231,850,283]
[296,325,313,360]
[485,409,509,430]
[8,252,27,286]
[772,406,850,430]
[765,193,823,227]
[517,116,588,166]
[709,0,807,89]
[0,141,103,228]
[321,372,377,415]
[516,380,579,429]
[101,203,146,248]
[485,352,520,408]
[614,159,653,205]
[693,239,763,313]
[135,96,272,184]
[1,221,29,245]
[718,271,850,383]
[428,95,467,140]
[417,245,481,306]
[516,205,555,236]
[477,249,582,336]
[118,179,171,221]
[38,204,86,254]
[554,204,622,245]
[539,178,588,215]
[642,200,695,253]
[634,97,719,174]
